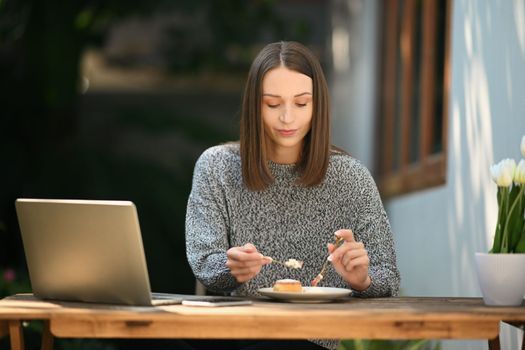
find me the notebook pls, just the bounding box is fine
[15,198,184,306]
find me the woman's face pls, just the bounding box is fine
[261,65,313,164]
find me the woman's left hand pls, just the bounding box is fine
[328,229,371,291]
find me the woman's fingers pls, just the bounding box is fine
[230,264,263,283]
[328,229,371,291]
[329,229,359,261]
[226,244,267,282]
[341,246,367,265]
[227,245,263,262]
[335,244,368,270]
[330,241,364,262]
[334,229,355,242]
[242,243,257,252]
[226,258,264,269]
[343,254,369,272]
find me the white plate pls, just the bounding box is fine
[258,287,352,303]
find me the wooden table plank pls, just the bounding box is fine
[0,320,7,338]
[2,296,524,321]
[41,321,54,350]
[43,297,525,340]
[1,295,524,343]
[488,336,500,350]
[49,316,501,340]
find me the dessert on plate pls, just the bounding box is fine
[272,279,303,292]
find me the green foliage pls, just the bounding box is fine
[490,148,525,253]
[338,339,441,350]
[159,1,312,73]
[0,0,284,293]
[491,185,525,253]
[0,1,318,350]
[116,110,233,144]
[0,268,31,297]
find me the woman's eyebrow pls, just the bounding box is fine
[294,92,312,97]
[262,92,312,97]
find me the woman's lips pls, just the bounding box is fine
[277,129,297,137]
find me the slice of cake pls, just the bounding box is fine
[272,279,303,292]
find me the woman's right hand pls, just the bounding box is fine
[226,243,271,283]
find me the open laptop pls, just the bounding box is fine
[15,198,185,306]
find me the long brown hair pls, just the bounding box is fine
[240,41,331,191]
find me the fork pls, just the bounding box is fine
[311,236,344,286]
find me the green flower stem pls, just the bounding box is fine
[494,186,509,253]
[502,185,525,253]
[517,220,525,252]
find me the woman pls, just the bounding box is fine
[185,41,400,350]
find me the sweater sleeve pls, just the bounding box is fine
[350,163,401,297]
[185,148,240,293]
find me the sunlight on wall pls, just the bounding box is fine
[451,104,464,225]
[445,2,525,348]
[514,0,525,56]
[332,0,525,348]
[332,26,350,72]
[461,45,496,250]
[330,0,379,169]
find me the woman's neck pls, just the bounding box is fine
[267,144,301,164]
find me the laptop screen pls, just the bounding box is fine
[15,198,156,306]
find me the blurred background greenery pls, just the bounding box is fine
[1,1,440,350]
[0,0,328,348]
[339,339,441,350]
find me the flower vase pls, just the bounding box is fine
[474,252,525,306]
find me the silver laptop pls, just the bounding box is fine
[15,198,184,306]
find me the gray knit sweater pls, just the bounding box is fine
[185,143,400,349]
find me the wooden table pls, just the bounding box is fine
[0,295,524,350]
[0,320,7,339]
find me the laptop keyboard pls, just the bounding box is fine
[151,292,183,305]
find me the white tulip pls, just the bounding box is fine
[521,135,525,157]
[490,158,516,187]
[515,159,525,184]
[490,164,499,182]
